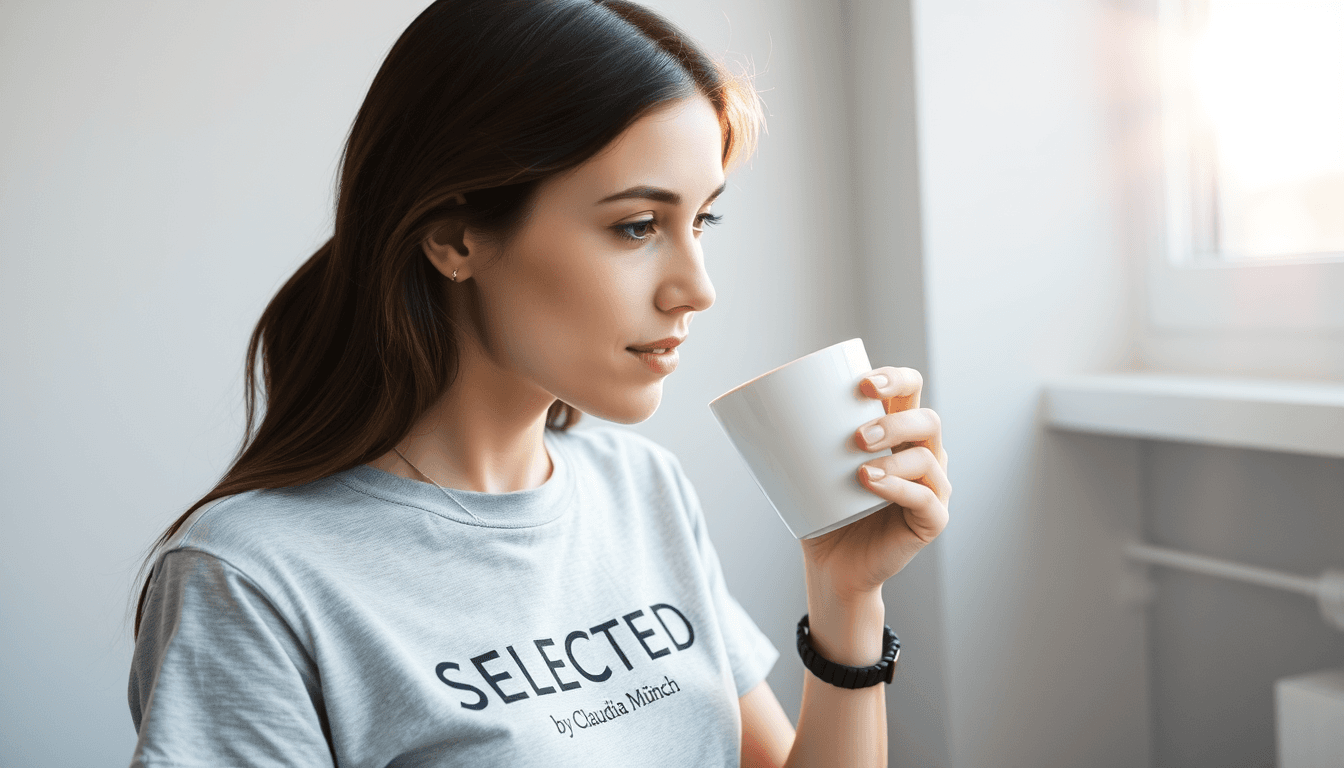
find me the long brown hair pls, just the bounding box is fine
[133,0,763,636]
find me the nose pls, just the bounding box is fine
[656,233,716,315]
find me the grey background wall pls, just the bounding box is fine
[1,3,455,762]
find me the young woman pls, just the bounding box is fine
[128,1,951,766]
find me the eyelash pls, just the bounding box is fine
[612,213,724,243]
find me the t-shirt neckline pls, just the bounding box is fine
[338,430,576,529]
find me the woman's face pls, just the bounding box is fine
[462,95,725,424]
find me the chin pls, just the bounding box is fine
[572,383,663,425]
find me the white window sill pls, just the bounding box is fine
[1042,373,1344,459]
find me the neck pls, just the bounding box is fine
[368,329,556,493]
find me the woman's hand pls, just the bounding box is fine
[799,366,951,604]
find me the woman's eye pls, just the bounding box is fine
[613,218,656,242]
[612,212,724,243]
[694,212,723,232]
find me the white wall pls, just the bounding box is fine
[907,0,1153,765]
[0,1,878,764]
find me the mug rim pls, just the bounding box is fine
[708,338,864,405]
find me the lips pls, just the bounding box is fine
[626,336,684,353]
[626,346,679,375]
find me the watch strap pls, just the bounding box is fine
[796,614,900,689]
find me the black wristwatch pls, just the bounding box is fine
[796,614,900,689]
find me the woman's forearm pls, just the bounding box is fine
[785,571,888,768]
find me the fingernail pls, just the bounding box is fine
[865,465,886,481]
[861,424,884,445]
[867,374,889,391]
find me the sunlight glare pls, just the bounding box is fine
[1187,0,1344,259]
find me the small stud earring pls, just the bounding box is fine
[450,268,459,282]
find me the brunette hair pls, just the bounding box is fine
[133,0,763,636]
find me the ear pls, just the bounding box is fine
[421,218,473,281]
[422,191,476,281]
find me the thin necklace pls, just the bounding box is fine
[392,446,489,524]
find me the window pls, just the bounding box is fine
[1162,0,1344,264]
[1149,0,1344,329]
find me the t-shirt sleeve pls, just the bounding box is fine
[128,547,334,767]
[666,452,780,699]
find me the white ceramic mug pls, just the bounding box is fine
[708,338,889,539]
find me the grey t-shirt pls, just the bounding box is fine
[128,425,779,767]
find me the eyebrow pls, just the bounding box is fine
[596,181,728,207]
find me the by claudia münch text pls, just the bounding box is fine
[548,675,682,738]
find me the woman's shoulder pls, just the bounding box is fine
[159,473,368,571]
